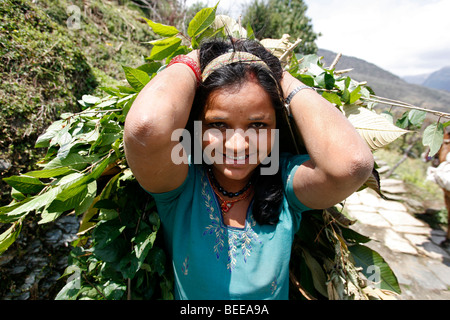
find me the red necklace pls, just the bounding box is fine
[213,185,252,214]
[206,168,253,214]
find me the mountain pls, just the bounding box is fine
[317,49,450,113]
[403,73,430,85]
[423,67,450,92]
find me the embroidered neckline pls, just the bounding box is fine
[205,167,253,231]
[200,167,262,270]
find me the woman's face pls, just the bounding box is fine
[200,78,277,183]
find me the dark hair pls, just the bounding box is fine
[188,38,297,225]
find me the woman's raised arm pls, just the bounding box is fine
[124,51,200,193]
[281,71,374,209]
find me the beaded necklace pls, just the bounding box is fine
[206,167,253,214]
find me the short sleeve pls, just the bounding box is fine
[280,152,312,213]
[143,163,194,204]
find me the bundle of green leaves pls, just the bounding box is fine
[2,3,444,300]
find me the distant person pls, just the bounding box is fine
[426,129,450,247]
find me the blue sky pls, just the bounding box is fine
[185,0,450,77]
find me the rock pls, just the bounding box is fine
[348,210,391,227]
[378,209,426,227]
[1,215,81,300]
[381,179,408,194]
[377,165,390,174]
[0,159,12,171]
[0,253,14,267]
[45,229,63,247]
[392,225,432,235]
[357,190,382,207]
[404,234,450,260]
[383,229,418,255]
[426,260,450,287]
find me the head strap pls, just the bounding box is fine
[202,51,270,82]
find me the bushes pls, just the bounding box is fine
[0,0,154,206]
[0,0,97,204]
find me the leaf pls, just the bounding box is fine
[349,244,401,294]
[134,230,157,262]
[54,277,81,300]
[35,120,64,148]
[359,168,386,199]
[349,86,362,104]
[93,220,126,250]
[187,3,217,38]
[2,155,110,223]
[396,111,410,129]
[50,123,71,149]
[321,92,342,106]
[395,110,426,130]
[26,167,74,178]
[103,281,126,300]
[246,22,255,40]
[340,227,371,244]
[326,207,356,227]
[315,71,335,90]
[423,122,444,157]
[0,220,22,254]
[296,74,315,87]
[301,248,328,297]
[122,66,150,91]
[11,188,26,201]
[343,104,409,151]
[77,195,100,236]
[0,187,62,222]
[144,18,179,37]
[408,109,427,128]
[148,36,181,61]
[75,180,97,216]
[45,183,89,215]
[3,175,45,194]
[98,208,118,221]
[137,62,162,75]
[44,153,98,172]
[380,111,394,124]
[119,252,140,279]
[82,95,100,105]
[147,247,166,277]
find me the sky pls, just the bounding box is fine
[185,0,450,77]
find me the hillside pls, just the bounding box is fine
[403,73,430,85]
[0,0,155,205]
[318,49,450,113]
[423,66,450,92]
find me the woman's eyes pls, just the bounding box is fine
[207,122,268,130]
[208,122,227,129]
[250,122,267,129]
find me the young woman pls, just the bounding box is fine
[124,39,373,299]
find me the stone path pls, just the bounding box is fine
[344,180,450,300]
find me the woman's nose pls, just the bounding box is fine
[224,129,248,155]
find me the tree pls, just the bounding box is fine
[242,0,319,54]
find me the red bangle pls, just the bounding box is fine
[168,55,202,84]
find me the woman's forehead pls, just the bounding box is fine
[202,80,275,117]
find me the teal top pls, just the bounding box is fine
[147,152,311,300]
